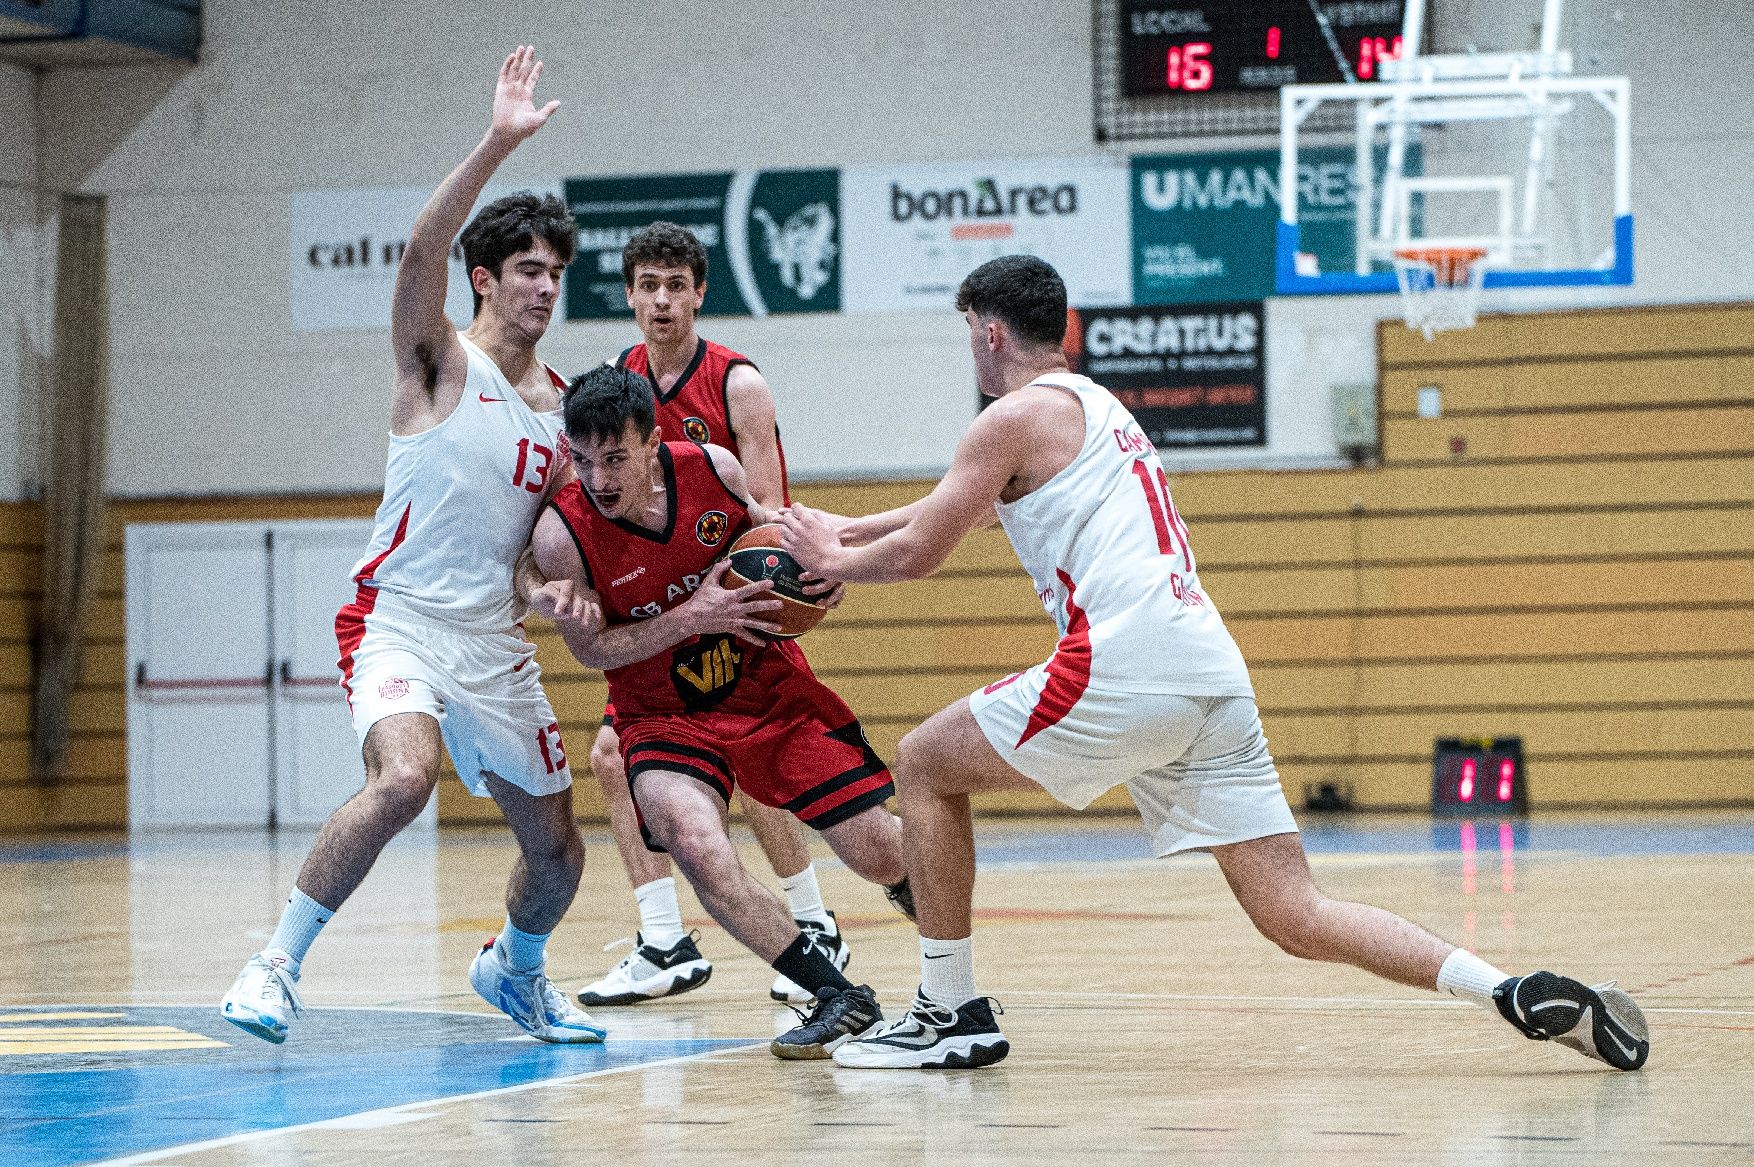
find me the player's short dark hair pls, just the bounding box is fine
[622,220,708,288]
[459,191,577,315]
[955,255,1068,347]
[565,364,657,445]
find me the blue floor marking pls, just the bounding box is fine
[0,1007,754,1167]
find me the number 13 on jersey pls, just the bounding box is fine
[1131,459,1193,571]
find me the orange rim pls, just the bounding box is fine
[1394,245,1488,286]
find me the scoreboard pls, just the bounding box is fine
[1118,0,1410,97]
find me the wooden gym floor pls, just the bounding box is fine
[1,811,1751,1165]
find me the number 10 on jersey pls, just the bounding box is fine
[1132,460,1192,571]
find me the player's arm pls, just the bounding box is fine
[779,403,1023,583]
[389,46,560,435]
[723,364,785,510]
[836,495,997,547]
[530,507,782,670]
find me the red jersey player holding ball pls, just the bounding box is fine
[530,366,906,1058]
[576,223,909,1010]
[781,255,1649,1072]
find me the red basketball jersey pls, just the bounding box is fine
[616,338,790,500]
[547,441,807,718]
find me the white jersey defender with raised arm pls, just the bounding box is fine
[967,372,1298,855]
[336,333,574,796]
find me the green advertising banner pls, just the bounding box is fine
[1130,146,1411,305]
[565,169,841,320]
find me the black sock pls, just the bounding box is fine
[772,930,854,998]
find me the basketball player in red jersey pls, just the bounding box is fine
[528,365,905,1058]
[577,222,912,1009]
[221,48,604,1045]
[783,255,1649,1072]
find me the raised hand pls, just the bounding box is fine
[490,45,560,146]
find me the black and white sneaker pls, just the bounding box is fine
[771,913,851,1003]
[1494,971,1650,1071]
[576,931,712,1007]
[884,877,917,922]
[833,991,1009,1069]
[770,984,883,1060]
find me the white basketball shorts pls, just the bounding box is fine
[336,603,571,799]
[969,668,1297,856]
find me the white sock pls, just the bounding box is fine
[1437,948,1511,1007]
[633,877,686,948]
[779,864,833,929]
[267,889,332,971]
[919,936,979,1008]
[497,918,549,973]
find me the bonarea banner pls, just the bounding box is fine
[564,169,841,320]
[289,182,564,332]
[1069,302,1266,447]
[841,158,1131,314]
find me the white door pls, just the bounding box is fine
[126,523,273,829]
[271,520,435,829]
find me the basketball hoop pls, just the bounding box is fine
[1393,246,1488,340]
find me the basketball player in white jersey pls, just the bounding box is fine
[779,255,1650,1072]
[220,47,604,1045]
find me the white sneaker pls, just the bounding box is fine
[771,912,850,1004]
[469,939,607,1044]
[220,949,305,1044]
[577,932,713,1006]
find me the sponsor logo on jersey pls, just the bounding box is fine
[695,510,729,547]
[671,635,743,712]
[379,677,409,700]
[682,416,711,443]
[610,565,646,588]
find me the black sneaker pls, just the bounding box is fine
[770,984,882,1060]
[771,913,850,1003]
[833,990,1009,1069]
[884,877,917,922]
[576,931,712,1007]
[1494,971,1650,1071]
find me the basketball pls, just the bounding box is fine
[723,523,829,640]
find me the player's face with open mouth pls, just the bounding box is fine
[627,263,704,345]
[573,420,661,518]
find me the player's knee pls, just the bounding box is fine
[366,759,437,826]
[525,823,586,877]
[1248,898,1325,961]
[893,727,944,791]
[589,733,623,785]
[659,818,732,880]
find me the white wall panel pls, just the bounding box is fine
[10,0,1751,499]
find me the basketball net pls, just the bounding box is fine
[1392,246,1488,340]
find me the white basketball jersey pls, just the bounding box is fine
[350,334,566,631]
[993,373,1253,696]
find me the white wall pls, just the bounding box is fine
[0,61,42,500]
[15,0,1754,499]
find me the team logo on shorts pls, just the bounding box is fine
[696,510,729,547]
[682,416,711,443]
[379,677,410,700]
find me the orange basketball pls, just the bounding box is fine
[723,523,829,641]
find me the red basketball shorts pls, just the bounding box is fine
[615,676,893,853]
